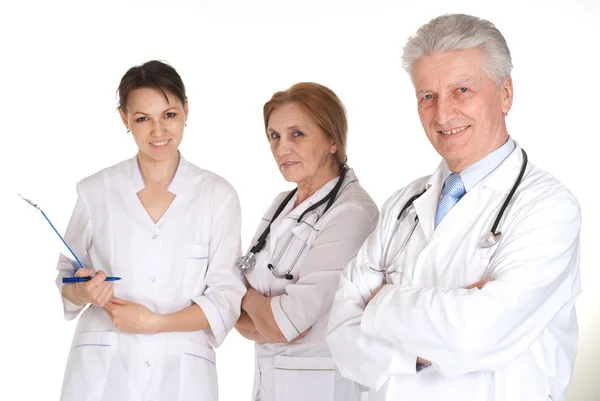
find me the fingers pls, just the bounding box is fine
[367,283,390,304]
[98,283,114,307]
[75,268,94,278]
[79,270,107,294]
[88,282,113,307]
[109,297,127,305]
[465,279,492,290]
[88,270,108,286]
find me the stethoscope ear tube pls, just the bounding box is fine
[396,189,427,221]
[250,188,299,255]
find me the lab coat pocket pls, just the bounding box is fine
[179,341,218,401]
[274,355,335,401]
[61,331,116,401]
[283,222,315,270]
[184,244,209,296]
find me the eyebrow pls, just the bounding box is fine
[449,77,475,86]
[416,78,475,94]
[267,124,305,132]
[132,107,178,117]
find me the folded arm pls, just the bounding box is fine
[362,191,581,378]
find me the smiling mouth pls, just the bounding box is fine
[150,139,170,148]
[438,126,470,135]
[281,161,300,168]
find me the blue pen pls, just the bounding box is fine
[62,276,122,283]
[18,194,122,284]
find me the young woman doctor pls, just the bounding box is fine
[235,82,379,401]
[56,60,245,401]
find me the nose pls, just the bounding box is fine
[434,96,457,126]
[151,119,167,137]
[273,136,293,158]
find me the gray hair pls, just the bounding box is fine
[402,14,512,87]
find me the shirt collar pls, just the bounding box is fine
[129,152,187,195]
[286,168,358,220]
[441,137,515,192]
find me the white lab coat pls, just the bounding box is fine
[55,155,246,401]
[244,169,378,401]
[326,146,581,401]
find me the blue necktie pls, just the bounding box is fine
[435,173,466,228]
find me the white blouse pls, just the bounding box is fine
[55,155,245,401]
[244,168,379,401]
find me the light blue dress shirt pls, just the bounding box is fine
[441,137,516,193]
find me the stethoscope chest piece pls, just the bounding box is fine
[236,252,257,274]
[479,231,502,248]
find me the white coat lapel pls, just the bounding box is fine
[117,157,156,230]
[482,144,526,194]
[267,193,297,259]
[430,145,526,242]
[413,163,444,241]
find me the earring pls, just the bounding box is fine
[126,129,130,134]
[185,122,187,127]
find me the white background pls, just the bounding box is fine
[1,0,598,400]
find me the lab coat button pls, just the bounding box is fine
[144,361,150,367]
[151,233,158,239]
[149,277,155,283]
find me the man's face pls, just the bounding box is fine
[412,47,513,172]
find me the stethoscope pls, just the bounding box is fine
[236,167,349,280]
[372,149,528,274]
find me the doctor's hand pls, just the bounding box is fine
[62,268,113,307]
[367,283,391,304]
[104,297,161,334]
[235,310,267,343]
[466,279,493,290]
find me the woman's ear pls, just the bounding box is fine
[118,107,129,130]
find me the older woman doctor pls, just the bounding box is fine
[234,82,379,401]
[56,60,245,401]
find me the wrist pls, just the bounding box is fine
[62,285,88,307]
[243,291,261,314]
[152,313,168,334]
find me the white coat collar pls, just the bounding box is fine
[285,168,358,222]
[423,141,525,194]
[481,142,527,194]
[128,152,188,195]
[414,141,527,240]
[266,168,358,259]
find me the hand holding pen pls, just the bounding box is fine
[61,268,115,308]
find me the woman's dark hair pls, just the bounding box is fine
[117,60,186,112]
